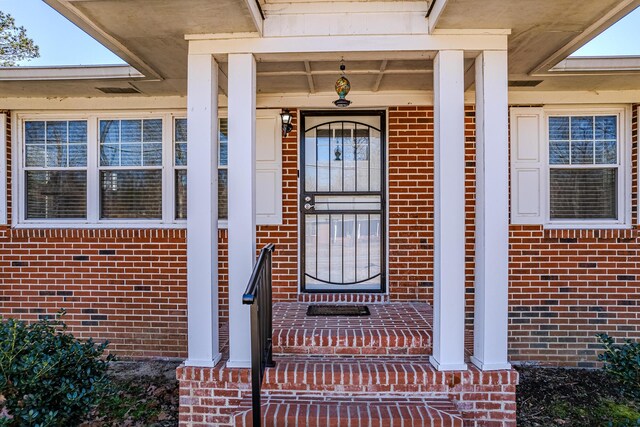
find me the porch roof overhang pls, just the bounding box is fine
[0,0,639,99]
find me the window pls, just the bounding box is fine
[548,115,619,220]
[24,120,88,219]
[99,119,163,219]
[173,117,228,221]
[510,106,630,228]
[16,110,282,228]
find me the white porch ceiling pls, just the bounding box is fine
[2,0,639,98]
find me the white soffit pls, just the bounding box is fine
[434,0,640,75]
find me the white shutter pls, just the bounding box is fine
[0,113,6,225]
[510,107,545,224]
[255,109,283,225]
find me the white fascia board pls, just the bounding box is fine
[545,56,640,75]
[188,34,508,57]
[0,65,145,81]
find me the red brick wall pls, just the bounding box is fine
[508,105,640,366]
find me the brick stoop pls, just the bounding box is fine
[233,395,464,426]
[177,302,518,427]
[273,302,433,356]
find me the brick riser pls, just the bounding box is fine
[273,329,431,356]
[234,396,464,427]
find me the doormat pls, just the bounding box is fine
[306,304,370,317]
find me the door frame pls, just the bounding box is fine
[299,109,387,294]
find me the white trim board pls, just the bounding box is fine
[0,113,6,225]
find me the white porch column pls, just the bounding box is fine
[472,50,511,371]
[185,54,221,367]
[227,53,257,368]
[430,50,468,371]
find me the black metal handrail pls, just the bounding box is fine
[242,243,276,427]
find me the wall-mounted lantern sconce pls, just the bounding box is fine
[280,109,293,137]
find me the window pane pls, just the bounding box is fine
[121,120,141,142]
[143,119,163,142]
[100,144,120,166]
[175,143,187,166]
[175,118,188,166]
[175,169,187,220]
[550,168,617,219]
[26,170,87,219]
[175,169,228,220]
[571,116,593,140]
[120,144,142,166]
[143,143,162,166]
[595,140,617,165]
[68,121,87,143]
[218,169,228,219]
[219,118,228,166]
[549,117,569,140]
[100,120,120,144]
[595,116,616,140]
[175,118,187,143]
[46,121,67,145]
[25,120,87,168]
[68,144,87,167]
[46,144,67,168]
[100,119,162,167]
[570,140,594,164]
[100,170,162,219]
[549,141,569,165]
[25,145,45,167]
[25,121,45,144]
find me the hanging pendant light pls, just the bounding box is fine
[333,62,352,108]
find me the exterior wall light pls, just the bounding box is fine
[280,109,293,137]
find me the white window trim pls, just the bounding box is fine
[12,110,232,229]
[542,105,632,230]
[0,113,7,225]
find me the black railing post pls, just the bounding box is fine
[242,244,276,427]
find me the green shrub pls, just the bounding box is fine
[598,333,640,399]
[0,310,114,426]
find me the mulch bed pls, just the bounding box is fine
[516,364,639,427]
[82,360,180,427]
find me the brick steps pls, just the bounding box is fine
[234,395,463,427]
[262,356,458,393]
[272,302,433,356]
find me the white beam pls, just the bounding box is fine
[241,0,264,36]
[430,50,467,371]
[472,51,511,371]
[185,54,221,367]
[188,34,508,56]
[227,53,257,368]
[427,0,450,34]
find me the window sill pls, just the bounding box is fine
[13,220,229,230]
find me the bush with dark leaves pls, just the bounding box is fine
[0,310,113,426]
[598,333,640,399]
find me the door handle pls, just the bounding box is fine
[304,203,315,210]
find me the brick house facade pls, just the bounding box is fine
[2,105,637,365]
